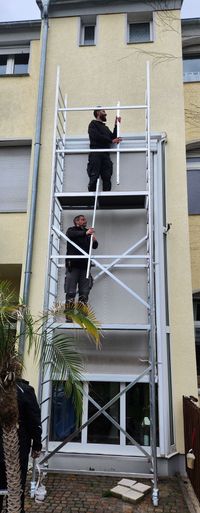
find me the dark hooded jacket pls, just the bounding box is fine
[0,379,42,488]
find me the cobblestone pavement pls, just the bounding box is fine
[17,474,190,513]
[1,474,190,513]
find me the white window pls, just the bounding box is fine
[183,56,200,83]
[0,47,29,75]
[127,13,153,44]
[79,15,96,46]
[50,380,158,449]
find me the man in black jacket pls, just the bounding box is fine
[65,215,98,308]
[0,379,42,513]
[87,108,121,191]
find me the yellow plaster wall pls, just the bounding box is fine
[189,216,200,292]
[0,40,40,139]
[0,214,27,264]
[25,11,197,447]
[0,39,40,276]
[184,83,200,144]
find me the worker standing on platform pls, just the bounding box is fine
[87,108,122,191]
[64,215,98,310]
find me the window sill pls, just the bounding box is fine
[127,40,153,45]
[0,73,29,77]
[79,43,96,47]
[183,80,200,84]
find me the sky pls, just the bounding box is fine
[0,0,199,22]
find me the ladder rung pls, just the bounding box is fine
[40,397,51,405]
[42,435,48,443]
[41,415,50,424]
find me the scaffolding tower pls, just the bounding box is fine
[33,62,169,507]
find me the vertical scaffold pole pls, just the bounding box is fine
[116,101,121,185]
[30,67,62,501]
[86,178,100,279]
[146,61,159,507]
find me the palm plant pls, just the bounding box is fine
[0,281,100,513]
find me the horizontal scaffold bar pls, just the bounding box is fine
[51,322,150,330]
[58,105,147,112]
[55,191,148,196]
[56,147,148,154]
[51,254,149,259]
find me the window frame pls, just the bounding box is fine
[79,16,97,47]
[183,55,200,83]
[0,46,30,76]
[187,151,200,215]
[126,13,153,45]
[49,376,159,455]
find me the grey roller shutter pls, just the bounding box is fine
[0,146,31,212]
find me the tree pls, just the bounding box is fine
[0,281,100,513]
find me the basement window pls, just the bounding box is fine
[0,48,29,75]
[79,15,96,46]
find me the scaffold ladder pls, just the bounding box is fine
[33,62,159,507]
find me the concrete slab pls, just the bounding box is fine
[111,485,144,503]
[131,482,151,494]
[118,478,137,488]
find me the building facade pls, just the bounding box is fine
[0,0,198,478]
[182,18,200,386]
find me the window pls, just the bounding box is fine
[187,154,200,214]
[50,380,158,449]
[128,22,151,43]
[0,48,29,75]
[0,146,31,212]
[88,382,120,444]
[79,15,96,46]
[193,293,200,384]
[183,57,200,83]
[50,382,81,442]
[127,13,153,44]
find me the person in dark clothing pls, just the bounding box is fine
[0,379,42,513]
[64,214,98,308]
[87,108,122,192]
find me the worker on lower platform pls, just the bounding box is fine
[87,108,122,191]
[64,215,98,311]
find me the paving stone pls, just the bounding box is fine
[131,482,151,494]
[16,474,191,513]
[118,479,137,488]
[111,485,144,503]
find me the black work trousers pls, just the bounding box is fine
[87,152,113,191]
[64,267,92,304]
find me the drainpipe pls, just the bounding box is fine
[19,0,51,355]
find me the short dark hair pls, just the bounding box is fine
[73,215,84,225]
[93,106,102,119]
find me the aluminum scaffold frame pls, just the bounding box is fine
[34,63,159,507]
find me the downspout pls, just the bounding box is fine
[19,0,51,355]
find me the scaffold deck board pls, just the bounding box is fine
[55,191,147,209]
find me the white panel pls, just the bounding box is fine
[64,152,146,192]
[0,146,31,212]
[58,209,148,324]
[56,329,148,375]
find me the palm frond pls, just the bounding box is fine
[54,302,101,347]
[42,334,85,422]
[0,281,101,424]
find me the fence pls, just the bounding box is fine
[183,395,200,503]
